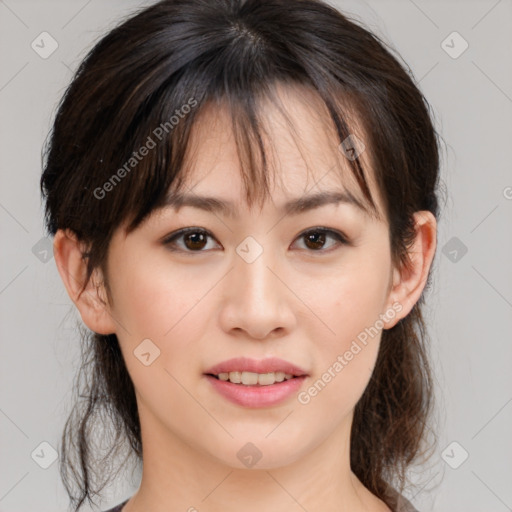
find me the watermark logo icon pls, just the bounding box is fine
[441,31,468,59]
[236,236,263,264]
[441,441,469,469]
[31,441,58,469]
[32,236,54,263]
[134,338,161,366]
[339,134,366,161]
[237,442,262,468]
[442,236,468,263]
[31,32,58,59]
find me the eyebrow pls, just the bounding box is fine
[160,190,368,218]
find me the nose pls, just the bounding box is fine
[218,245,297,340]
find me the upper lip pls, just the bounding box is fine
[205,357,309,377]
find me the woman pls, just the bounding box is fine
[40,0,441,510]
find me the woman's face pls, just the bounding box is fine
[103,85,401,470]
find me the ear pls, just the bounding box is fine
[383,211,437,329]
[53,229,117,335]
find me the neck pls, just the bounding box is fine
[121,401,390,512]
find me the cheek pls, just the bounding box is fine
[301,248,390,407]
[301,288,384,423]
[311,250,391,344]
[109,254,219,391]
[109,254,205,340]
[110,261,206,405]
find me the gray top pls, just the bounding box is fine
[103,487,419,512]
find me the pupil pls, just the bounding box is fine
[305,232,325,250]
[185,232,207,250]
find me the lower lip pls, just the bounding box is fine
[204,375,307,407]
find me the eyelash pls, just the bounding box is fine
[161,227,350,255]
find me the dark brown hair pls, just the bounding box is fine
[40,0,444,510]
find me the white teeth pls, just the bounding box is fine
[216,371,296,385]
[229,371,242,383]
[241,372,259,385]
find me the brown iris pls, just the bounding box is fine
[183,232,208,250]
[303,231,327,250]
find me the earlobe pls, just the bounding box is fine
[383,211,437,329]
[53,229,117,335]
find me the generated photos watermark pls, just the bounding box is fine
[93,97,198,200]
[297,301,403,405]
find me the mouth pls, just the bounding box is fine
[203,357,309,385]
[203,357,309,407]
[205,371,301,386]
[203,373,308,408]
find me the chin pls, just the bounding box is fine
[211,437,308,470]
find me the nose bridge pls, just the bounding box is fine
[220,234,295,339]
[235,234,279,305]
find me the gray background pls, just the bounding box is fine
[1,0,511,511]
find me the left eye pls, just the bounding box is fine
[162,227,349,253]
[294,228,349,252]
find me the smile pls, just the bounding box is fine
[210,371,296,386]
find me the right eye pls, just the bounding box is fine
[162,227,220,253]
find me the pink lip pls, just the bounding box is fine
[204,374,308,408]
[204,357,309,377]
[203,357,309,408]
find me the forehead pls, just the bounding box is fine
[167,82,386,219]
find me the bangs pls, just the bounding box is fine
[42,0,413,254]
[108,73,383,238]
